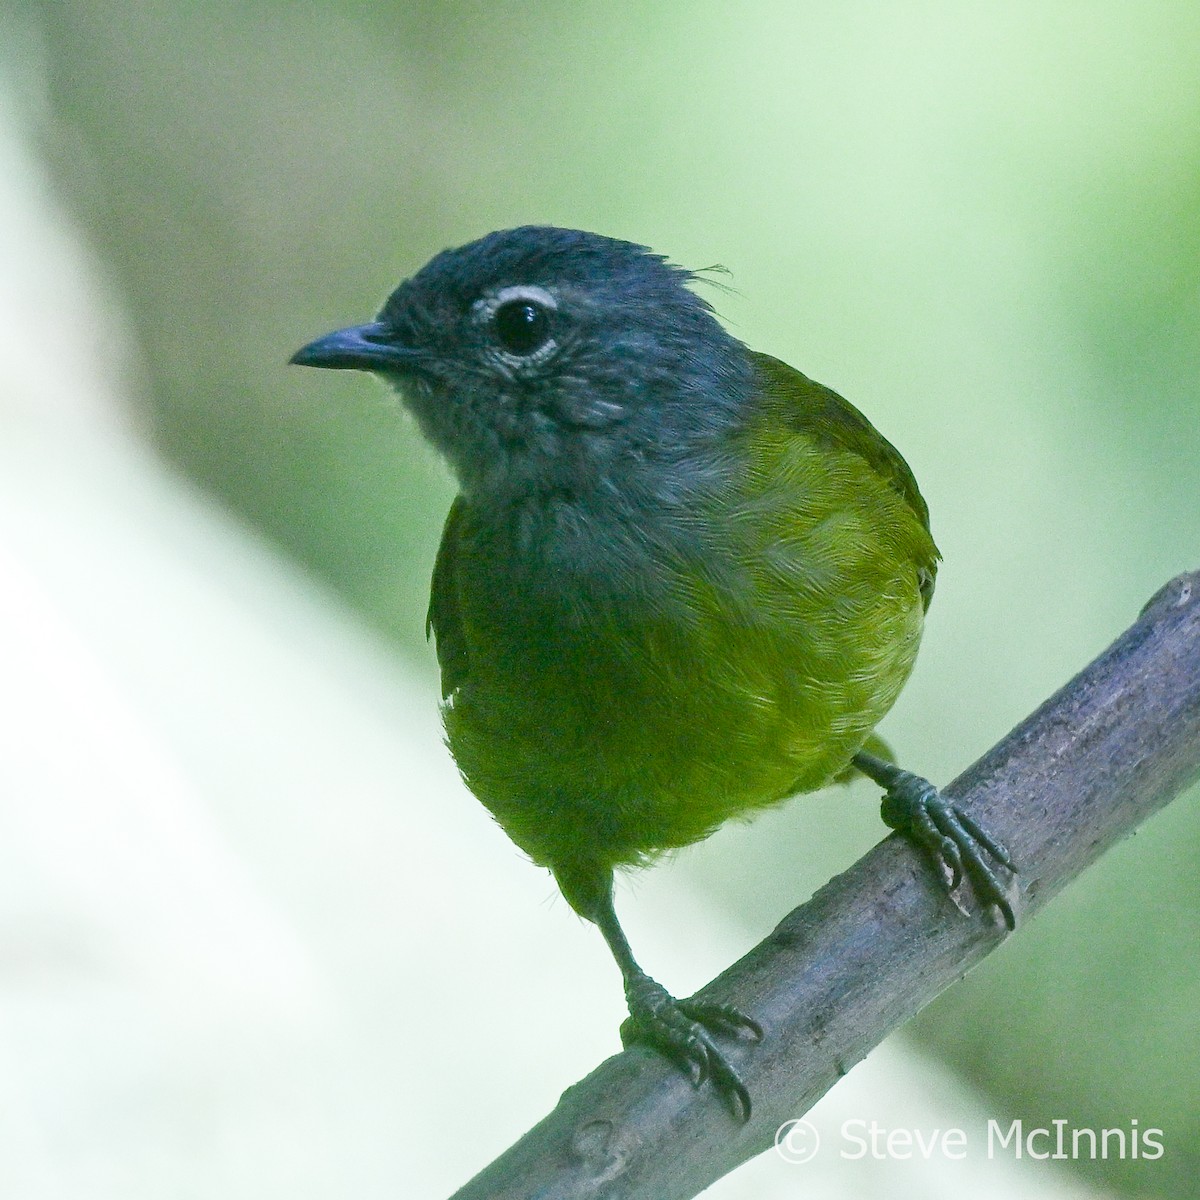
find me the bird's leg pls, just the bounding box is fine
[559,866,762,1120]
[853,749,1018,929]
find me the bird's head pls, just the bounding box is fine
[291,226,750,502]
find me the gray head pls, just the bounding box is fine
[292,226,752,503]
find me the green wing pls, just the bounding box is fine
[750,351,939,608]
[426,496,471,699]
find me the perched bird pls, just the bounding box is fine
[291,226,1015,1117]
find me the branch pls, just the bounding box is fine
[451,571,1200,1200]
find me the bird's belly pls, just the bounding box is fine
[442,579,924,873]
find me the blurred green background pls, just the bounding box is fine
[22,1,1200,1194]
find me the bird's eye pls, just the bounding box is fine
[493,299,551,356]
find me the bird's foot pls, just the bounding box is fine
[863,757,1017,930]
[619,974,762,1121]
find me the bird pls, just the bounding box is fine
[291,225,1015,1118]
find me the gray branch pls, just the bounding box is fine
[451,571,1200,1200]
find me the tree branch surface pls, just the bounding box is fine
[451,571,1200,1200]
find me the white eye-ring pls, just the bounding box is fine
[473,285,559,362]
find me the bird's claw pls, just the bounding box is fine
[620,977,760,1121]
[678,999,763,1042]
[880,772,1018,930]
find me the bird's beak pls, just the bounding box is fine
[290,322,422,372]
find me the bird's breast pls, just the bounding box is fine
[438,472,927,869]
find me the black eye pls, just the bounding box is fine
[493,299,551,355]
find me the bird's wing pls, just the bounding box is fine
[426,495,471,698]
[750,350,939,608]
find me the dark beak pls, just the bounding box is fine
[290,322,422,372]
